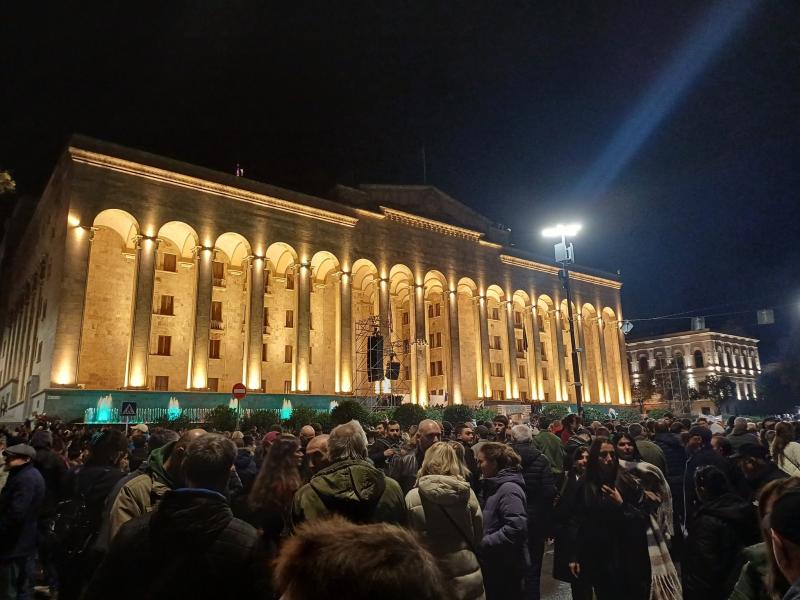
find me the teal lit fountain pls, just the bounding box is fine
[167,397,181,421]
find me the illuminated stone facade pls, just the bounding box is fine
[0,137,632,422]
[626,329,761,408]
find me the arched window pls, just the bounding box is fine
[674,353,685,370]
[693,350,704,368]
[638,356,649,374]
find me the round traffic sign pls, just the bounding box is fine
[232,383,247,400]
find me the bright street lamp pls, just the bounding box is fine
[542,222,584,417]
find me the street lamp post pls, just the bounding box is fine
[542,223,584,418]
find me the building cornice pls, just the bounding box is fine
[627,330,759,347]
[380,207,484,241]
[68,148,359,228]
[498,255,622,289]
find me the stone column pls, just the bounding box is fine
[576,314,589,403]
[597,316,611,404]
[526,306,543,400]
[190,246,214,389]
[618,327,632,404]
[378,278,390,339]
[413,284,428,405]
[476,296,491,399]
[245,256,265,391]
[125,235,158,388]
[504,301,519,400]
[554,309,568,402]
[337,271,353,393]
[51,224,94,387]
[294,263,311,392]
[445,289,462,404]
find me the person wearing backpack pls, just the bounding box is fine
[56,430,129,600]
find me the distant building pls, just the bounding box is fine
[626,329,761,414]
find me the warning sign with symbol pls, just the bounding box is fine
[121,401,137,417]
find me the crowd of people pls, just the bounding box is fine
[1,410,799,600]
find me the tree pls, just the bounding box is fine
[206,405,237,431]
[240,409,280,432]
[283,406,321,434]
[442,404,475,424]
[701,375,737,412]
[330,399,369,426]
[393,403,427,429]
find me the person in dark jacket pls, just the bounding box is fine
[0,444,44,600]
[682,465,759,600]
[567,438,653,600]
[127,433,148,472]
[233,437,258,494]
[509,425,556,600]
[733,443,788,501]
[476,442,528,600]
[553,446,591,600]
[388,419,442,495]
[58,429,130,600]
[84,434,269,600]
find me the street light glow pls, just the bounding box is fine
[542,223,582,238]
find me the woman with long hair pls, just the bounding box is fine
[405,441,484,600]
[770,422,800,477]
[566,438,656,600]
[238,434,303,552]
[553,446,591,599]
[475,442,527,600]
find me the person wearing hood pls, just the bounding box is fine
[292,420,406,526]
[475,442,528,600]
[405,441,485,600]
[83,434,269,600]
[508,424,556,600]
[682,465,759,600]
[106,428,207,540]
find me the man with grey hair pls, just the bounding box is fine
[727,417,759,450]
[292,420,406,527]
[509,423,557,600]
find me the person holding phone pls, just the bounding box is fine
[565,438,654,600]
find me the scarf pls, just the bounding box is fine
[620,459,681,599]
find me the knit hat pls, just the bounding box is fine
[688,426,711,444]
[770,489,800,545]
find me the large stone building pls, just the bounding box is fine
[626,328,761,413]
[0,137,632,422]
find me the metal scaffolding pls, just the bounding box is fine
[353,315,410,411]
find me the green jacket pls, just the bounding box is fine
[291,459,406,527]
[533,431,564,474]
[729,543,769,600]
[636,439,667,476]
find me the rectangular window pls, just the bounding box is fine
[541,347,548,361]
[402,312,409,325]
[429,334,435,347]
[159,295,174,316]
[542,367,549,381]
[404,366,410,380]
[284,380,292,394]
[262,343,268,362]
[211,301,223,322]
[544,392,550,402]
[309,347,312,364]
[209,339,221,359]
[430,361,436,376]
[263,308,269,327]
[436,332,442,347]
[492,390,505,401]
[491,307,500,320]
[36,341,42,363]
[156,335,171,356]
[403,339,410,353]
[518,364,527,379]
[285,310,294,328]
[207,378,219,392]
[516,338,524,353]
[514,311,523,328]
[492,335,502,350]
[435,303,441,317]
[437,360,443,376]
[491,363,504,378]
[428,304,434,319]
[212,261,225,285]
[264,270,271,292]
[285,345,293,363]
[162,253,177,272]
[521,391,528,401]
[260,379,266,393]
[154,376,169,391]
[286,273,295,290]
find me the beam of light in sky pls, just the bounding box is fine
[572,0,757,201]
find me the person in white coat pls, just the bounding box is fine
[406,441,485,600]
[771,422,800,477]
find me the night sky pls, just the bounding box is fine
[2,1,798,360]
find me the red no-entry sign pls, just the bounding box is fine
[232,383,247,400]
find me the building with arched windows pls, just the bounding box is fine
[0,137,632,422]
[626,328,761,414]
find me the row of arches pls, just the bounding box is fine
[75,209,631,404]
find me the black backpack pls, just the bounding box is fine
[53,467,109,560]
